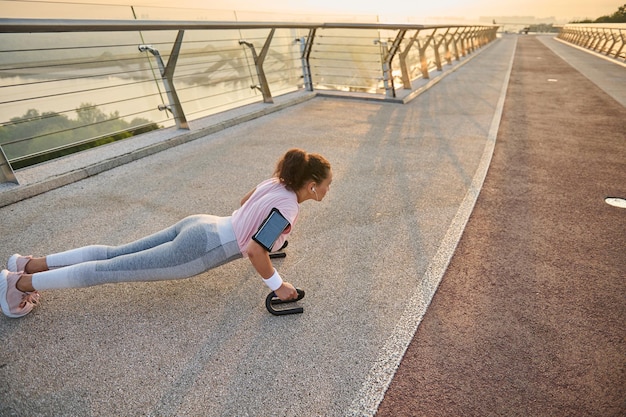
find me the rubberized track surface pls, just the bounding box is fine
[377,36,626,417]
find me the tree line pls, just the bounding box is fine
[571,3,626,23]
[0,103,160,169]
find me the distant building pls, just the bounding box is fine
[480,16,562,33]
[479,16,560,25]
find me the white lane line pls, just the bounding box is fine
[348,36,518,417]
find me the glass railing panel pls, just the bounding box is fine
[310,28,383,94]
[266,28,308,96]
[0,30,166,165]
[139,28,263,122]
[238,27,307,98]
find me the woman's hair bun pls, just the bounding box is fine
[274,148,330,191]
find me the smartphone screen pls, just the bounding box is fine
[252,208,290,252]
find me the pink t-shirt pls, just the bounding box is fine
[231,178,299,256]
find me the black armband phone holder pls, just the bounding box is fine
[252,208,290,252]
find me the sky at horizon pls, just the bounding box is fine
[2,0,622,22]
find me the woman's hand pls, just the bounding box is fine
[275,282,298,301]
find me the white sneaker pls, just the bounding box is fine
[0,270,40,318]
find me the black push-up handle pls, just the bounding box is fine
[265,289,305,315]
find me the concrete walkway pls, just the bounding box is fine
[2,34,616,416]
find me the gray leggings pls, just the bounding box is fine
[31,215,243,291]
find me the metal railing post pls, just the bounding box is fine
[474,27,484,48]
[432,28,449,72]
[606,30,619,56]
[0,146,18,185]
[578,27,587,45]
[459,28,469,57]
[575,28,584,46]
[398,29,420,89]
[476,27,485,49]
[583,28,595,49]
[451,28,462,61]
[297,29,316,92]
[239,28,275,104]
[138,30,189,130]
[596,28,607,51]
[591,28,603,51]
[467,28,478,53]
[483,27,491,44]
[386,30,406,97]
[443,28,457,64]
[615,30,626,60]
[470,28,476,52]
[417,32,435,79]
[568,27,578,43]
[576,28,586,45]
[598,29,609,52]
[375,41,392,97]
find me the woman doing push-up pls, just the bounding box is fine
[1,148,332,318]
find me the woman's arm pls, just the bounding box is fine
[247,239,297,301]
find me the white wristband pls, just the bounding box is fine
[263,268,283,291]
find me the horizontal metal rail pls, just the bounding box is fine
[558,24,626,61]
[0,18,497,184]
[0,18,486,32]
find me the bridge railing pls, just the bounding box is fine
[558,24,626,61]
[0,18,497,184]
